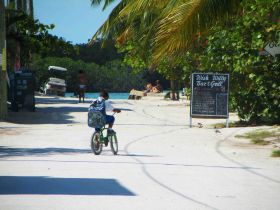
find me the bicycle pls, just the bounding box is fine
[90,124,118,155]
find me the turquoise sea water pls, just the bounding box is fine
[65,92,130,100]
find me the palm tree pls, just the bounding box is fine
[91,0,241,63]
[0,0,8,118]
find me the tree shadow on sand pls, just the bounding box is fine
[6,97,89,124]
[0,146,91,158]
[0,176,135,196]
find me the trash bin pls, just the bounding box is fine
[9,71,35,112]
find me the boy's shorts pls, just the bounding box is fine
[105,115,115,124]
[94,115,115,132]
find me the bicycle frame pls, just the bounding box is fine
[95,127,109,144]
[91,112,119,155]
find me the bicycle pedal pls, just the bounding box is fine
[104,140,109,147]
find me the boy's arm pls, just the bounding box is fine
[113,109,121,113]
[105,101,121,113]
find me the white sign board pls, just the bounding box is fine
[264,42,280,57]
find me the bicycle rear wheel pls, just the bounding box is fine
[109,134,118,155]
[91,132,103,155]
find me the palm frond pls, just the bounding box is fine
[91,0,102,6]
[90,0,241,63]
[102,0,119,10]
[90,0,119,10]
[152,0,241,62]
[89,1,125,44]
[119,0,168,19]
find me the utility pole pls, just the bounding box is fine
[0,0,8,119]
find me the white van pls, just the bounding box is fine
[44,66,67,96]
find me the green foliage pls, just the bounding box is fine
[90,0,241,63]
[76,40,121,65]
[32,55,145,92]
[197,0,280,123]
[271,150,280,157]
[117,41,170,89]
[92,0,280,123]
[117,41,149,73]
[6,9,78,68]
[235,128,280,145]
[5,7,144,93]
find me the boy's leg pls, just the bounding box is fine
[95,127,101,132]
[105,115,115,131]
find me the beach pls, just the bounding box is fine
[0,95,280,210]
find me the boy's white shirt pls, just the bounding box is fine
[96,96,114,112]
[105,100,114,112]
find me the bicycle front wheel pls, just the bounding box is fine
[91,132,103,155]
[109,134,118,155]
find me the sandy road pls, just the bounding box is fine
[0,96,279,210]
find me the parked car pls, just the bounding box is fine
[44,66,67,97]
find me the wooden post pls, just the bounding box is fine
[226,118,229,128]
[0,0,8,119]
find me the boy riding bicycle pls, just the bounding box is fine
[89,90,121,137]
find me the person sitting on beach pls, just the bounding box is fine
[90,90,121,137]
[144,83,153,94]
[152,80,163,93]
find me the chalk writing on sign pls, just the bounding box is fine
[191,73,229,118]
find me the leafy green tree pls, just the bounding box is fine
[6,8,79,70]
[75,39,121,65]
[32,55,145,93]
[90,0,242,99]
[92,0,280,123]
[198,0,280,123]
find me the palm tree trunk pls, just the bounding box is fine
[16,0,21,10]
[15,0,30,13]
[170,79,176,100]
[28,0,33,17]
[22,0,27,12]
[27,0,33,69]
[0,0,8,119]
[13,0,33,70]
[7,0,16,8]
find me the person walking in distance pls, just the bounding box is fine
[77,70,87,103]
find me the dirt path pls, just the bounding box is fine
[0,96,279,210]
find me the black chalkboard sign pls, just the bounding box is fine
[190,73,229,118]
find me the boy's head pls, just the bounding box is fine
[100,90,109,100]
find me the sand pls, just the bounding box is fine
[0,95,279,210]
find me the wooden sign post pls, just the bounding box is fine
[190,73,229,128]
